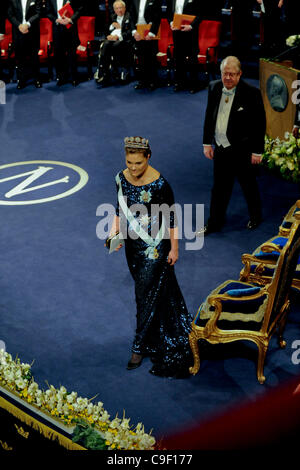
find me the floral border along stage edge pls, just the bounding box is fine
[0,349,156,451]
[262,132,300,184]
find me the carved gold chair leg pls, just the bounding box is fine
[189,328,201,375]
[257,341,268,384]
[277,302,290,348]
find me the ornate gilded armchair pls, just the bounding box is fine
[240,205,300,291]
[189,214,300,384]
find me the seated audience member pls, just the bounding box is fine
[7,0,42,89]
[95,0,133,86]
[45,0,83,87]
[166,0,203,93]
[129,0,161,90]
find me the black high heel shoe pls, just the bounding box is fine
[126,354,143,370]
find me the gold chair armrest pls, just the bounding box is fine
[203,287,268,337]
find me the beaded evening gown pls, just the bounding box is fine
[116,171,192,378]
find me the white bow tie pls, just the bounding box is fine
[222,88,235,96]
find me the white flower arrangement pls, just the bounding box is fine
[0,349,156,450]
[286,35,300,47]
[262,132,300,183]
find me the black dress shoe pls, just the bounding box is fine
[196,224,221,236]
[246,219,262,230]
[56,78,67,87]
[173,83,184,92]
[17,80,26,90]
[134,81,145,90]
[34,80,42,88]
[120,70,129,83]
[96,75,109,86]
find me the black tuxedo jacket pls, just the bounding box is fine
[109,11,134,42]
[262,0,281,13]
[166,0,202,30]
[45,0,83,47]
[8,0,41,29]
[45,0,83,24]
[129,0,161,36]
[203,79,266,155]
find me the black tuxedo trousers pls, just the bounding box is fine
[208,144,262,228]
[53,24,78,80]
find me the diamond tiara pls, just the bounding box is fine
[124,136,150,150]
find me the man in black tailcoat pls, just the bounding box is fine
[0,0,8,36]
[45,0,83,86]
[128,0,161,90]
[7,0,42,89]
[257,0,284,56]
[166,0,203,93]
[202,56,266,234]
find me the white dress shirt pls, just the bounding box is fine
[21,0,29,24]
[214,87,236,148]
[109,15,124,41]
[175,0,185,14]
[57,0,64,18]
[133,0,155,37]
[138,0,147,24]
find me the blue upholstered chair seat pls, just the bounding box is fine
[195,280,268,332]
[189,207,300,384]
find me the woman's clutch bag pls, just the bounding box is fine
[105,232,125,253]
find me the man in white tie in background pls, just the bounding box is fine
[7,0,42,89]
[201,56,266,234]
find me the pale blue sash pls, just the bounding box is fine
[116,174,166,259]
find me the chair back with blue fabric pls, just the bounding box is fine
[240,202,300,292]
[268,215,300,328]
[189,212,300,384]
[279,200,300,236]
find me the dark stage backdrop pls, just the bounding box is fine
[0,76,299,443]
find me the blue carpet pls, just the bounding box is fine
[0,75,299,442]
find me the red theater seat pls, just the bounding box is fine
[38,18,54,81]
[76,16,95,79]
[157,18,173,86]
[197,20,222,79]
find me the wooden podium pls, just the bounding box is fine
[259,58,299,139]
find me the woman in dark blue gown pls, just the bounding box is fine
[110,136,192,378]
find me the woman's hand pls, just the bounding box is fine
[115,243,123,251]
[167,248,178,265]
